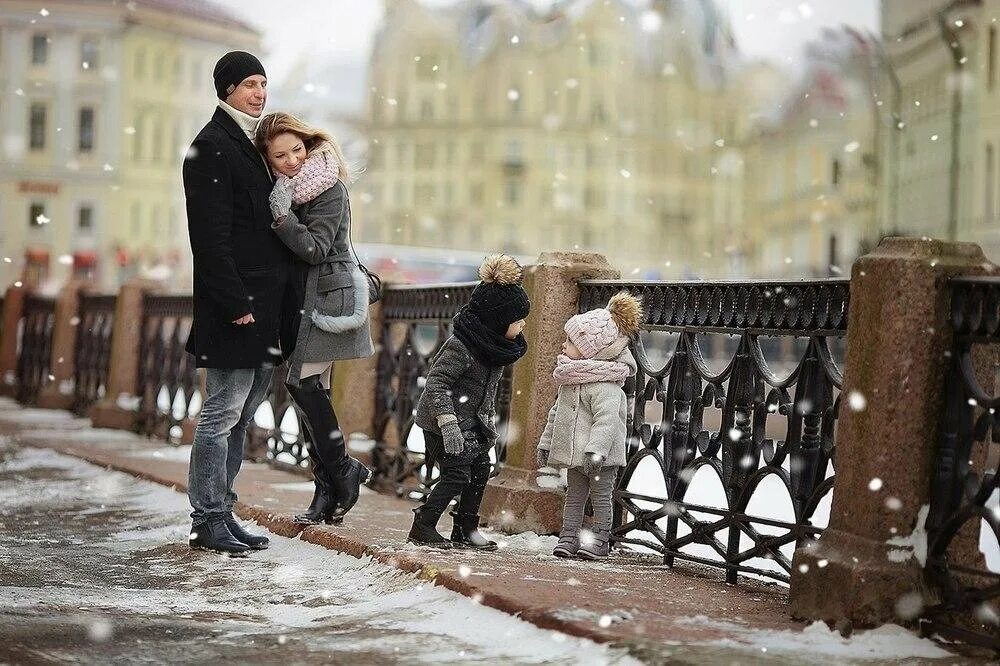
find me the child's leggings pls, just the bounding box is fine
[562,466,617,534]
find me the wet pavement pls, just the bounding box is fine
[0,398,975,665]
[0,445,636,665]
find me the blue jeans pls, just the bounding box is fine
[188,367,273,525]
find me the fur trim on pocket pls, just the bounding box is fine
[310,268,369,333]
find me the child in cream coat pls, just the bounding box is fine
[536,292,641,559]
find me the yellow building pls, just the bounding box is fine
[880,0,1000,261]
[743,30,880,277]
[0,0,260,290]
[361,0,743,278]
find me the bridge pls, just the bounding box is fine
[0,238,997,658]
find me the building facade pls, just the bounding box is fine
[361,0,743,278]
[0,0,260,290]
[742,29,881,277]
[880,0,1000,261]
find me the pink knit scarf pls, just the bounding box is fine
[280,149,339,206]
[552,355,630,387]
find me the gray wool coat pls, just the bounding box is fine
[413,336,503,448]
[272,180,374,386]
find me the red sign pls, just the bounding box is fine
[18,181,60,195]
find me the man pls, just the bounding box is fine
[182,51,290,556]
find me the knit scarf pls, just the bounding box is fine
[453,307,527,368]
[552,355,630,387]
[273,147,340,207]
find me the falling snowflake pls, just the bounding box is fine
[869,477,883,491]
[458,565,472,578]
[640,10,662,33]
[844,141,860,153]
[35,213,50,225]
[507,89,520,101]
[848,391,867,412]
[39,7,50,16]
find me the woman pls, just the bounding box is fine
[255,112,374,525]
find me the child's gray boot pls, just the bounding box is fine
[552,528,579,558]
[577,529,611,560]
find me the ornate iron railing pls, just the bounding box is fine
[579,280,849,584]
[72,293,116,414]
[15,294,56,405]
[920,277,1000,650]
[373,283,513,499]
[135,294,199,442]
[254,363,311,470]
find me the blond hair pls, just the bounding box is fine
[255,112,350,181]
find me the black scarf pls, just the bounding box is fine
[453,307,527,368]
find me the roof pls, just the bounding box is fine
[130,0,260,35]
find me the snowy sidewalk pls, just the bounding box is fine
[0,398,963,663]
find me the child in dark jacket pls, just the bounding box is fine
[408,255,531,549]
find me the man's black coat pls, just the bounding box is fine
[182,107,293,369]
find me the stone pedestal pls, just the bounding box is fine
[90,279,159,430]
[481,252,620,534]
[37,280,84,410]
[789,237,997,629]
[331,301,382,440]
[0,285,27,399]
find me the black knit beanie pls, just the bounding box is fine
[468,255,531,333]
[213,51,266,100]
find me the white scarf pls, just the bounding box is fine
[218,100,260,141]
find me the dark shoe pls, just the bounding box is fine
[552,528,580,558]
[450,512,497,551]
[189,516,250,557]
[224,513,269,550]
[407,507,452,549]
[577,529,611,560]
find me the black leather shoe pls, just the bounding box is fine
[189,515,249,557]
[294,472,344,526]
[450,512,498,551]
[224,513,269,550]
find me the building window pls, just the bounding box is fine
[504,179,521,206]
[415,184,434,206]
[81,38,99,70]
[130,202,142,235]
[190,59,201,90]
[415,142,435,168]
[31,34,49,65]
[78,205,94,233]
[29,203,47,228]
[831,158,841,187]
[987,143,996,220]
[29,103,47,151]
[135,48,146,79]
[420,99,434,121]
[990,26,997,91]
[79,107,95,153]
[591,102,607,125]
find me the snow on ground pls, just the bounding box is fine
[678,616,954,661]
[0,446,638,665]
